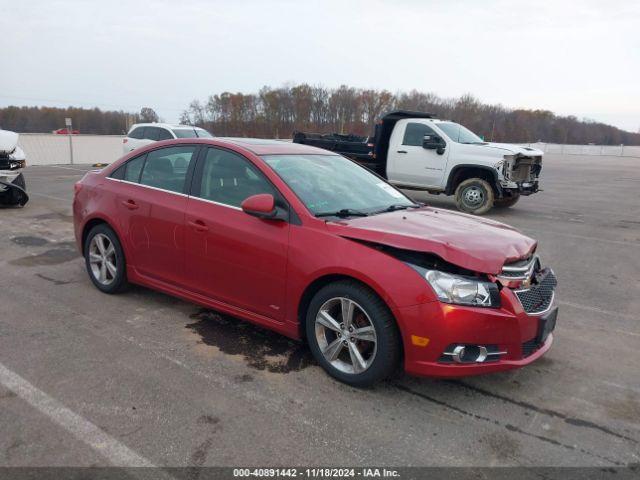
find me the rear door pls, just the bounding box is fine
[184,146,290,321]
[112,145,198,285]
[387,120,449,188]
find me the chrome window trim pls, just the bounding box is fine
[106,177,247,211]
[188,195,243,211]
[105,177,189,197]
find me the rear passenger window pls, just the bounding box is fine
[128,127,145,139]
[144,127,160,141]
[196,148,276,207]
[157,128,173,141]
[402,123,437,146]
[139,146,197,193]
[124,155,145,182]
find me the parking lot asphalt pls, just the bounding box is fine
[0,154,638,468]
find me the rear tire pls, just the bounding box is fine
[494,192,520,208]
[455,178,494,215]
[84,224,129,294]
[305,280,401,387]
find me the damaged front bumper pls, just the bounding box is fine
[0,171,29,206]
[0,144,29,206]
[499,153,543,196]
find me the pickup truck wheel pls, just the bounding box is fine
[306,280,401,387]
[455,178,494,215]
[494,192,520,208]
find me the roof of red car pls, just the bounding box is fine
[213,137,333,156]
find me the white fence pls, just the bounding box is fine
[14,134,640,166]
[18,133,125,166]
[527,142,640,157]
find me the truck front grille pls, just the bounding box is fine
[515,269,557,314]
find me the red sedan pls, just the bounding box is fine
[73,138,557,386]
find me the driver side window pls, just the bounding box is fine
[195,148,276,208]
[402,123,437,146]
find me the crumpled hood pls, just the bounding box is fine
[481,142,543,156]
[326,207,537,274]
[0,130,19,154]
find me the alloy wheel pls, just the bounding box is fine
[314,297,377,374]
[88,233,117,286]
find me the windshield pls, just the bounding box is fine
[262,154,415,216]
[172,128,213,138]
[436,122,484,144]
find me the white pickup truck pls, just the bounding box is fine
[293,111,543,214]
[0,129,28,206]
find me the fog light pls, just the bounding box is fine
[452,345,488,363]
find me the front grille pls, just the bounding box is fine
[515,269,557,314]
[499,256,540,281]
[499,270,528,278]
[522,338,539,358]
[0,153,10,170]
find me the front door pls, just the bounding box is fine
[387,121,448,188]
[184,147,290,321]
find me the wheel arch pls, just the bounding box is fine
[445,165,501,196]
[296,273,399,342]
[81,216,122,256]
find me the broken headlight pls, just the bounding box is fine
[423,270,500,307]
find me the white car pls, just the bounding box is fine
[123,123,213,153]
[0,129,28,206]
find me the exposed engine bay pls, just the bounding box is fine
[0,129,29,206]
[501,153,542,195]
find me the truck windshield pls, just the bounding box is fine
[436,122,484,144]
[262,154,415,217]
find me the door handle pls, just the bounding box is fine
[188,220,209,232]
[397,150,408,154]
[121,199,139,210]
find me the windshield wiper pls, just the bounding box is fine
[371,203,420,215]
[316,208,369,218]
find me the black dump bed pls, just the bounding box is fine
[292,110,435,176]
[291,131,374,161]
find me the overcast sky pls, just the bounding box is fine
[1,0,638,131]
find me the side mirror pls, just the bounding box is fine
[423,134,446,155]
[422,134,443,150]
[241,194,281,220]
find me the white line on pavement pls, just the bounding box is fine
[0,361,156,467]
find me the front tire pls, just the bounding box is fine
[84,224,128,294]
[494,192,520,208]
[454,178,495,215]
[305,280,401,387]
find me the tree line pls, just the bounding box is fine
[180,85,639,145]
[1,86,638,145]
[0,106,159,135]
